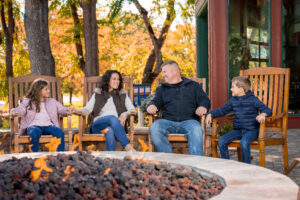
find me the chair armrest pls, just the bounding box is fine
[266,112,286,120]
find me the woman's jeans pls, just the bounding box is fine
[27,126,65,152]
[218,129,258,163]
[91,115,129,151]
[149,119,204,155]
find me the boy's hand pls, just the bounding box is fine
[256,113,267,123]
[196,106,207,116]
[206,114,212,126]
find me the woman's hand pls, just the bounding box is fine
[10,110,18,117]
[66,107,76,115]
[119,115,127,126]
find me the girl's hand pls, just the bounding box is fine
[256,113,267,123]
[205,114,212,126]
[119,115,127,126]
[10,110,18,117]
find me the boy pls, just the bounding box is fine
[206,76,272,163]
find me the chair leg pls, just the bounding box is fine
[282,140,289,173]
[284,159,299,175]
[14,136,19,153]
[237,147,242,161]
[148,133,153,152]
[212,141,218,158]
[259,147,266,168]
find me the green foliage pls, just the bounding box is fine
[140,93,155,113]
[218,122,234,137]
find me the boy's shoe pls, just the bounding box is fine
[124,144,136,152]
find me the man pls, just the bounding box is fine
[147,60,210,155]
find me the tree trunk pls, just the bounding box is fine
[70,1,85,71]
[81,0,99,77]
[134,0,175,84]
[0,0,15,78]
[24,0,55,76]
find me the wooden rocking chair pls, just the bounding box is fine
[211,67,290,172]
[1,75,73,153]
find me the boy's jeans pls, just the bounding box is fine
[150,119,203,155]
[27,125,65,152]
[218,129,258,163]
[91,115,129,151]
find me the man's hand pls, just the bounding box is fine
[205,114,212,126]
[256,113,267,123]
[119,115,127,126]
[195,106,207,116]
[147,105,158,115]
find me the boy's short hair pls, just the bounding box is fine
[232,76,251,93]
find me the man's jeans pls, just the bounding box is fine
[150,119,203,155]
[218,129,258,163]
[27,126,65,152]
[91,115,129,151]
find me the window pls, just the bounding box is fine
[282,0,300,114]
[228,0,271,83]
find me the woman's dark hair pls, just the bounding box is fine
[98,70,123,92]
[26,79,49,112]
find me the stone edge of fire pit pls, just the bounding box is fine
[0,151,299,200]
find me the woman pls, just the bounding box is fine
[76,70,136,151]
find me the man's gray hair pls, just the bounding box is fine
[161,60,179,69]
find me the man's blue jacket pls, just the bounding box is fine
[147,77,211,122]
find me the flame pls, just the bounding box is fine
[45,138,61,152]
[0,150,4,154]
[72,134,80,151]
[101,128,109,134]
[62,165,75,182]
[137,138,149,152]
[103,168,111,176]
[2,134,7,139]
[30,157,53,181]
[0,141,2,145]
[87,144,96,152]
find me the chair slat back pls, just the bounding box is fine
[83,76,133,107]
[240,67,290,128]
[8,76,62,109]
[156,77,207,92]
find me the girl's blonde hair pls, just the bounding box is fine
[231,76,251,93]
[26,79,49,112]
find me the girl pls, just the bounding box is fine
[76,70,136,151]
[10,79,74,152]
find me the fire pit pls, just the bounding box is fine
[0,151,224,199]
[0,151,298,200]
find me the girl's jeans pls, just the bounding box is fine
[27,125,65,152]
[91,115,129,151]
[149,119,204,155]
[218,129,258,163]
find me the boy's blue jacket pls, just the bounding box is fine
[209,92,272,130]
[147,77,211,122]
